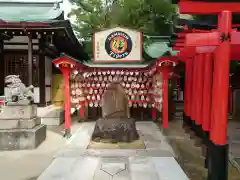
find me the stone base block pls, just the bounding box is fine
[0,124,46,151]
[38,106,64,126]
[41,117,64,126]
[0,105,37,119]
[0,117,41,129]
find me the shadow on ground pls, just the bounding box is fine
[159,120,240,180]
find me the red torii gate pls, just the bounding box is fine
[176,1,240,180]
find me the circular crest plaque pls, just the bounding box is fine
[105,31,132,59]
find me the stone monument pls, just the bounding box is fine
[0,75,46,150]
[91,83,139,143]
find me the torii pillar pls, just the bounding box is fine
[177,47,196,132]
[156,57,178,128]
[53,56,77,138]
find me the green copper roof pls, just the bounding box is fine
[144,42,169,58]
[0,1,63,22]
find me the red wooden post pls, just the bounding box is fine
[183,58,192,128]
[187,59,193,117]
[162,68,169,128]
[195,53,204,125]
[52,55,77,138]
[202,53,213,132]
[156,57,178,128]
[80,101,85,120]
[152,107,157,121]
[61,67,71,137]
[209,11,231,180]
[183,60,188,115]
[191,56,197,121]
[210,11,231,145]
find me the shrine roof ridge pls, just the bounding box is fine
[0,0,63,22]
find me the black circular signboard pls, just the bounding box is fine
[105,31,132,59]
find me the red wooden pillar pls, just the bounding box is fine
[80,101,85,120]
[52,56,77,138]
[186,59,193,117]
[183,58,191,127]
[157,57,178,128]
[202,53,213,132]
[62,68,71,137]
[209,11,231,180]
[162,68,169,128]
[191,56,198,121]
[183,60,188,115]
[152,107,157,121]
[195,53,205,125]
[210,11,231,145]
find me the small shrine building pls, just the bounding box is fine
[53,27,182,134]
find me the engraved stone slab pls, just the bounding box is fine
[0,105,37,119]
[101,162,126,176]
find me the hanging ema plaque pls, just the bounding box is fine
[105,31,133,59]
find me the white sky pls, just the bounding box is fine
[61,0,73,20]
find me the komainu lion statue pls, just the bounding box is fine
[5,75,34,105]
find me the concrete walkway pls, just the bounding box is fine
[0,120,81,180]
[37,122,189,180]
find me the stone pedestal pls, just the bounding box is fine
[0,105,46,150]
[38,105,64,126]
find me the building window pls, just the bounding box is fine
[5,54,39,86]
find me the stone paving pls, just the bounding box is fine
[37,122,189,180]
[228,121,240,170]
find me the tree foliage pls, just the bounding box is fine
[68,0,177,56]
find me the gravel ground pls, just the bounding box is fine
[158,120,240,180]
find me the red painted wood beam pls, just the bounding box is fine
[179,1,240,14]
[185,32,220,47]
[231,32,240,45]
[176,39,185,43]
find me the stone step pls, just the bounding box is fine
[0,117,41,129]
[38,105,64,126]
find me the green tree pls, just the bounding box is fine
[68,0,177,56]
